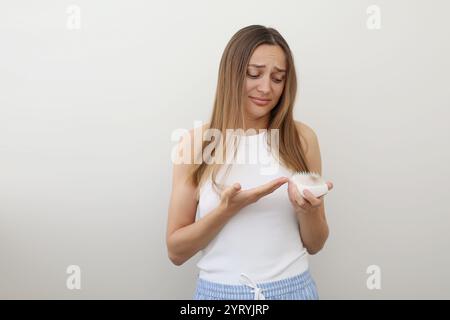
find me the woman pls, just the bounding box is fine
[166,25,334,300]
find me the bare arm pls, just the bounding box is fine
[295,204,329,254]
[166,127,224,266]
[166,149,237,265]
[290,122,333,255]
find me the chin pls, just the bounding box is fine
[246,104,272,118]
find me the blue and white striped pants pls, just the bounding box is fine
[193,270,319,300]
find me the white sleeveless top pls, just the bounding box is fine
[195,130,309,285]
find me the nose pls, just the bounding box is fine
[256,75,271,95]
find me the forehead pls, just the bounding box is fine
[249,44,286,69]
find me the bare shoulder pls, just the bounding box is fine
[294,120,318,155]
[294,120,322,174]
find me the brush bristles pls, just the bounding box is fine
[294,171,321,178]
[292,171,325,186]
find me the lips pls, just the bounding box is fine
[249,96,271,102]
[249,96,271,106]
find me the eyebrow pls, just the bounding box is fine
[248,64,286,73]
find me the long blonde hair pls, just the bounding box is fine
[188,25,310,197]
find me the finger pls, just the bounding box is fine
[295,194,309,210]
[302,189,321,207]
[255,177,289,197]
[287,180,296,203]
[315,182,333,200]
[252,177,288,195]
[289,180,304,206]
[294,193,304,207]
[326,181,334,191]
[232,182,242,192]
[222,182,241,199]
[290,181,305,206]
[289,181,303,205]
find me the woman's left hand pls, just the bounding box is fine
[287,179,333,214]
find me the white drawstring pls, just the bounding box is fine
[239,273,266,300]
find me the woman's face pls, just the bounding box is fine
[244,44,287,122]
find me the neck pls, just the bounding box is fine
[243,114,270,131]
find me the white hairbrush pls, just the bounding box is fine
[291,171,329,198]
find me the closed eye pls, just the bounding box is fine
[247,73,284,83]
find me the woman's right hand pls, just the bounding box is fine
[219,177,289,216]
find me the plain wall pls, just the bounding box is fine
[1,0,449,299]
